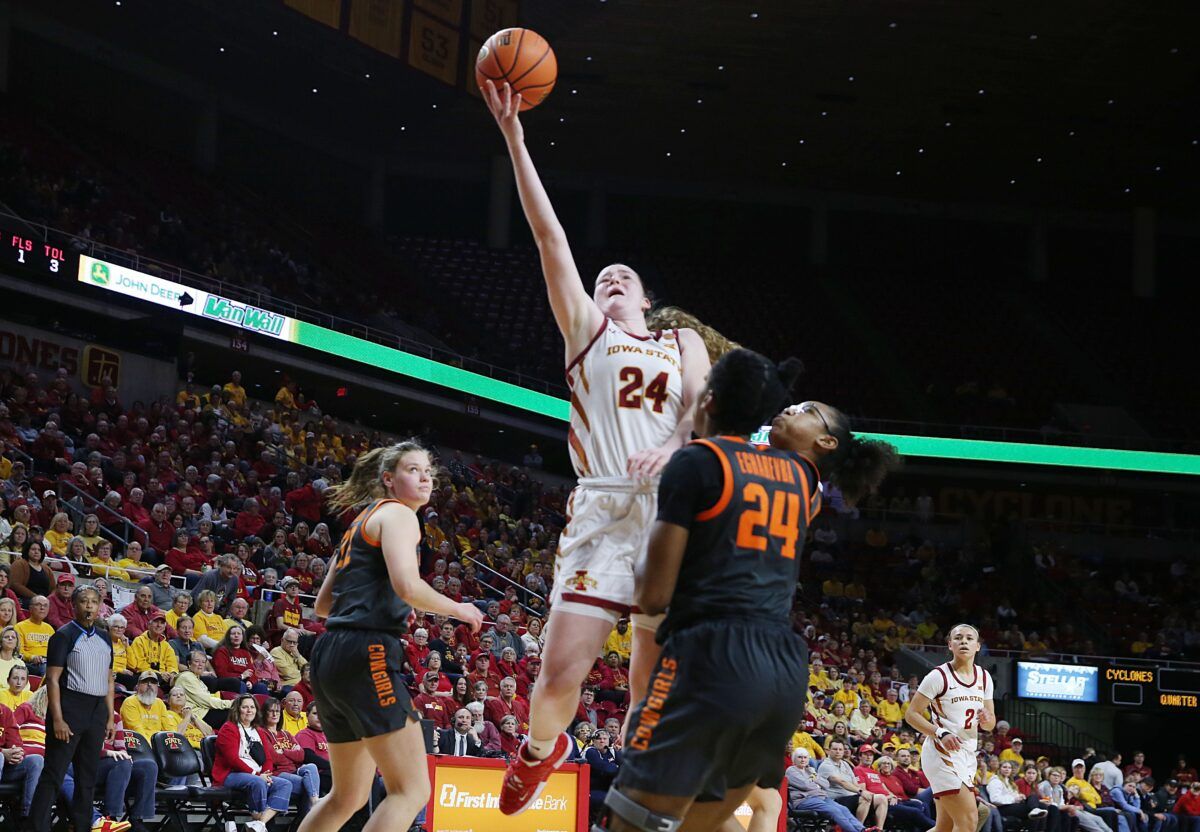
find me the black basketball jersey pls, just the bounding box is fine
[657,436,821,639]
[325,498,414,633]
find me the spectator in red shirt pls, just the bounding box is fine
[1174,782,1200,822]
[485,676,530,733]
[213,624,267,695]
[165,531,207,577]
[212,695,292,831]
[284,479,326,525]
[1124,752,1153,782]
[258,699,320,818]
[234,500,266,540]
[597,650,630,705]
[46,573,78,628]
[404,628,431,674]
[284,553,315,595]
[139,503,173,560]
[466,652,501,697]
[892,747,931,799]
[497,714,525,759]
[412,672,453,729]
[121,487,151,529]
[270,578,306,643]
[1,698,43,820]
[856,746,935,829]
[119,586,173,640]
[295,702,330,793]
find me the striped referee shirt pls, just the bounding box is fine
[46,620,114,697]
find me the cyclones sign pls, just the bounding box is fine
[427,757,585,832]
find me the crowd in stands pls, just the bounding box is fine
[9,108,1198,445]
[0,342,1197,830]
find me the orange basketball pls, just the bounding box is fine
[476,28,557,111]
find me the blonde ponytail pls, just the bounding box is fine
[645,305,740,363]
[324,441,430,514]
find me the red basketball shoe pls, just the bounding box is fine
[499,732,573,815]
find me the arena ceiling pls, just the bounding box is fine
[25,0,1200,212]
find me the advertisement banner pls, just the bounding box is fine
[1017,662,1099,703]
[428,757,583,832]
[78,255,299,342]
[0,318,176,408]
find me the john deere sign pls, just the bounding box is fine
[202,296,287,336]
[77,254,297,342]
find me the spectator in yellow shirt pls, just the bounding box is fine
[114,540,155,579]
[0,663,31,709]
[120,672,175,741]
[791,726,826,760]
[192,589,225,650]
[822,577,845,598]
[15,595,54,675]
[87,540,132,582]
[999,737,1026,768]
[282,689,308,735]
[223,371,247,408]
[127,611,179,686]
[1065,759,1102,807]
[165,592,193,632]
[604,619,632,664]
[44,512,74,557]
[875,688,907,727]
[832,678,861,711]
[809,658,832,692]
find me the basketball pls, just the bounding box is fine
[476,28,557,111]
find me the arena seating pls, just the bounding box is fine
[4,107,1194,449]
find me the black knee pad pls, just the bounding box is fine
[603,787,684,832]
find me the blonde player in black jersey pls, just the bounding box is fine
[297,442,483,832]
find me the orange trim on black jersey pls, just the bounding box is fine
[359,498,402,548]
[692,438,734,521]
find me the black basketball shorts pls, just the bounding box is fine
[615,618,809,801]
[310,628,418,744]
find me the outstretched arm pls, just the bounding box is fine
[482,81,601,348]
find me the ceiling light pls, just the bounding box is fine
[680,128,686,133]
[895,170,902,175]
[798,139,805,144]
[1107,99,1115,105]
[666,151,672,157]
[821,111,828,116]
[848,76,855,82]
[312,88,318,93]
[750,12,759,19]
[586,56,593,61]
[918,147,924,154]
[1029,34,1038,40]
[978,89,985,94]
[272,30,278,36]
[1010,179,1016,184]
[1124,187,1131,193]
[718,65,725,70]
[571,89,578,95]
[219,47,225,53]
[696,98,703,104]
[945,121,952,127]
[1036,157,1042,162]
[364,73,371,79]
[888,22,898,28]
[1068,130,1075,136]
[781,162,787,167]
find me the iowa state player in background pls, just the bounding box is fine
[603,348,898,832]
[482,80,711,814]
[904,625,997,832]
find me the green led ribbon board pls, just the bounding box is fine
[78,255,1200,476]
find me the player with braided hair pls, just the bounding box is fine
[600,348,898,832]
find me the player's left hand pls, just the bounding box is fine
[627,444,674,479]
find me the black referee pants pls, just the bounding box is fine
[30,688,109,832]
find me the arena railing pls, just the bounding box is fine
[3,209,568,398]
[53,479,142,550]
[1000,693,1113,761]
[903,641,1200,670]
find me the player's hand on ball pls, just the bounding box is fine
[627,444,673,480]
[482,80,524,144]
[457,602,486,633]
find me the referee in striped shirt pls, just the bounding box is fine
[30,583,116,832]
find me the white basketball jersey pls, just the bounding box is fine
[917,663,993,751]
[565,319,684,479]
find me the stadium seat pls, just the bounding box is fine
[194,734,251,828]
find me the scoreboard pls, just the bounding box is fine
[2,224,78,278]
[1102,663,1200,711]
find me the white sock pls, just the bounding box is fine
[526,734,557,760]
